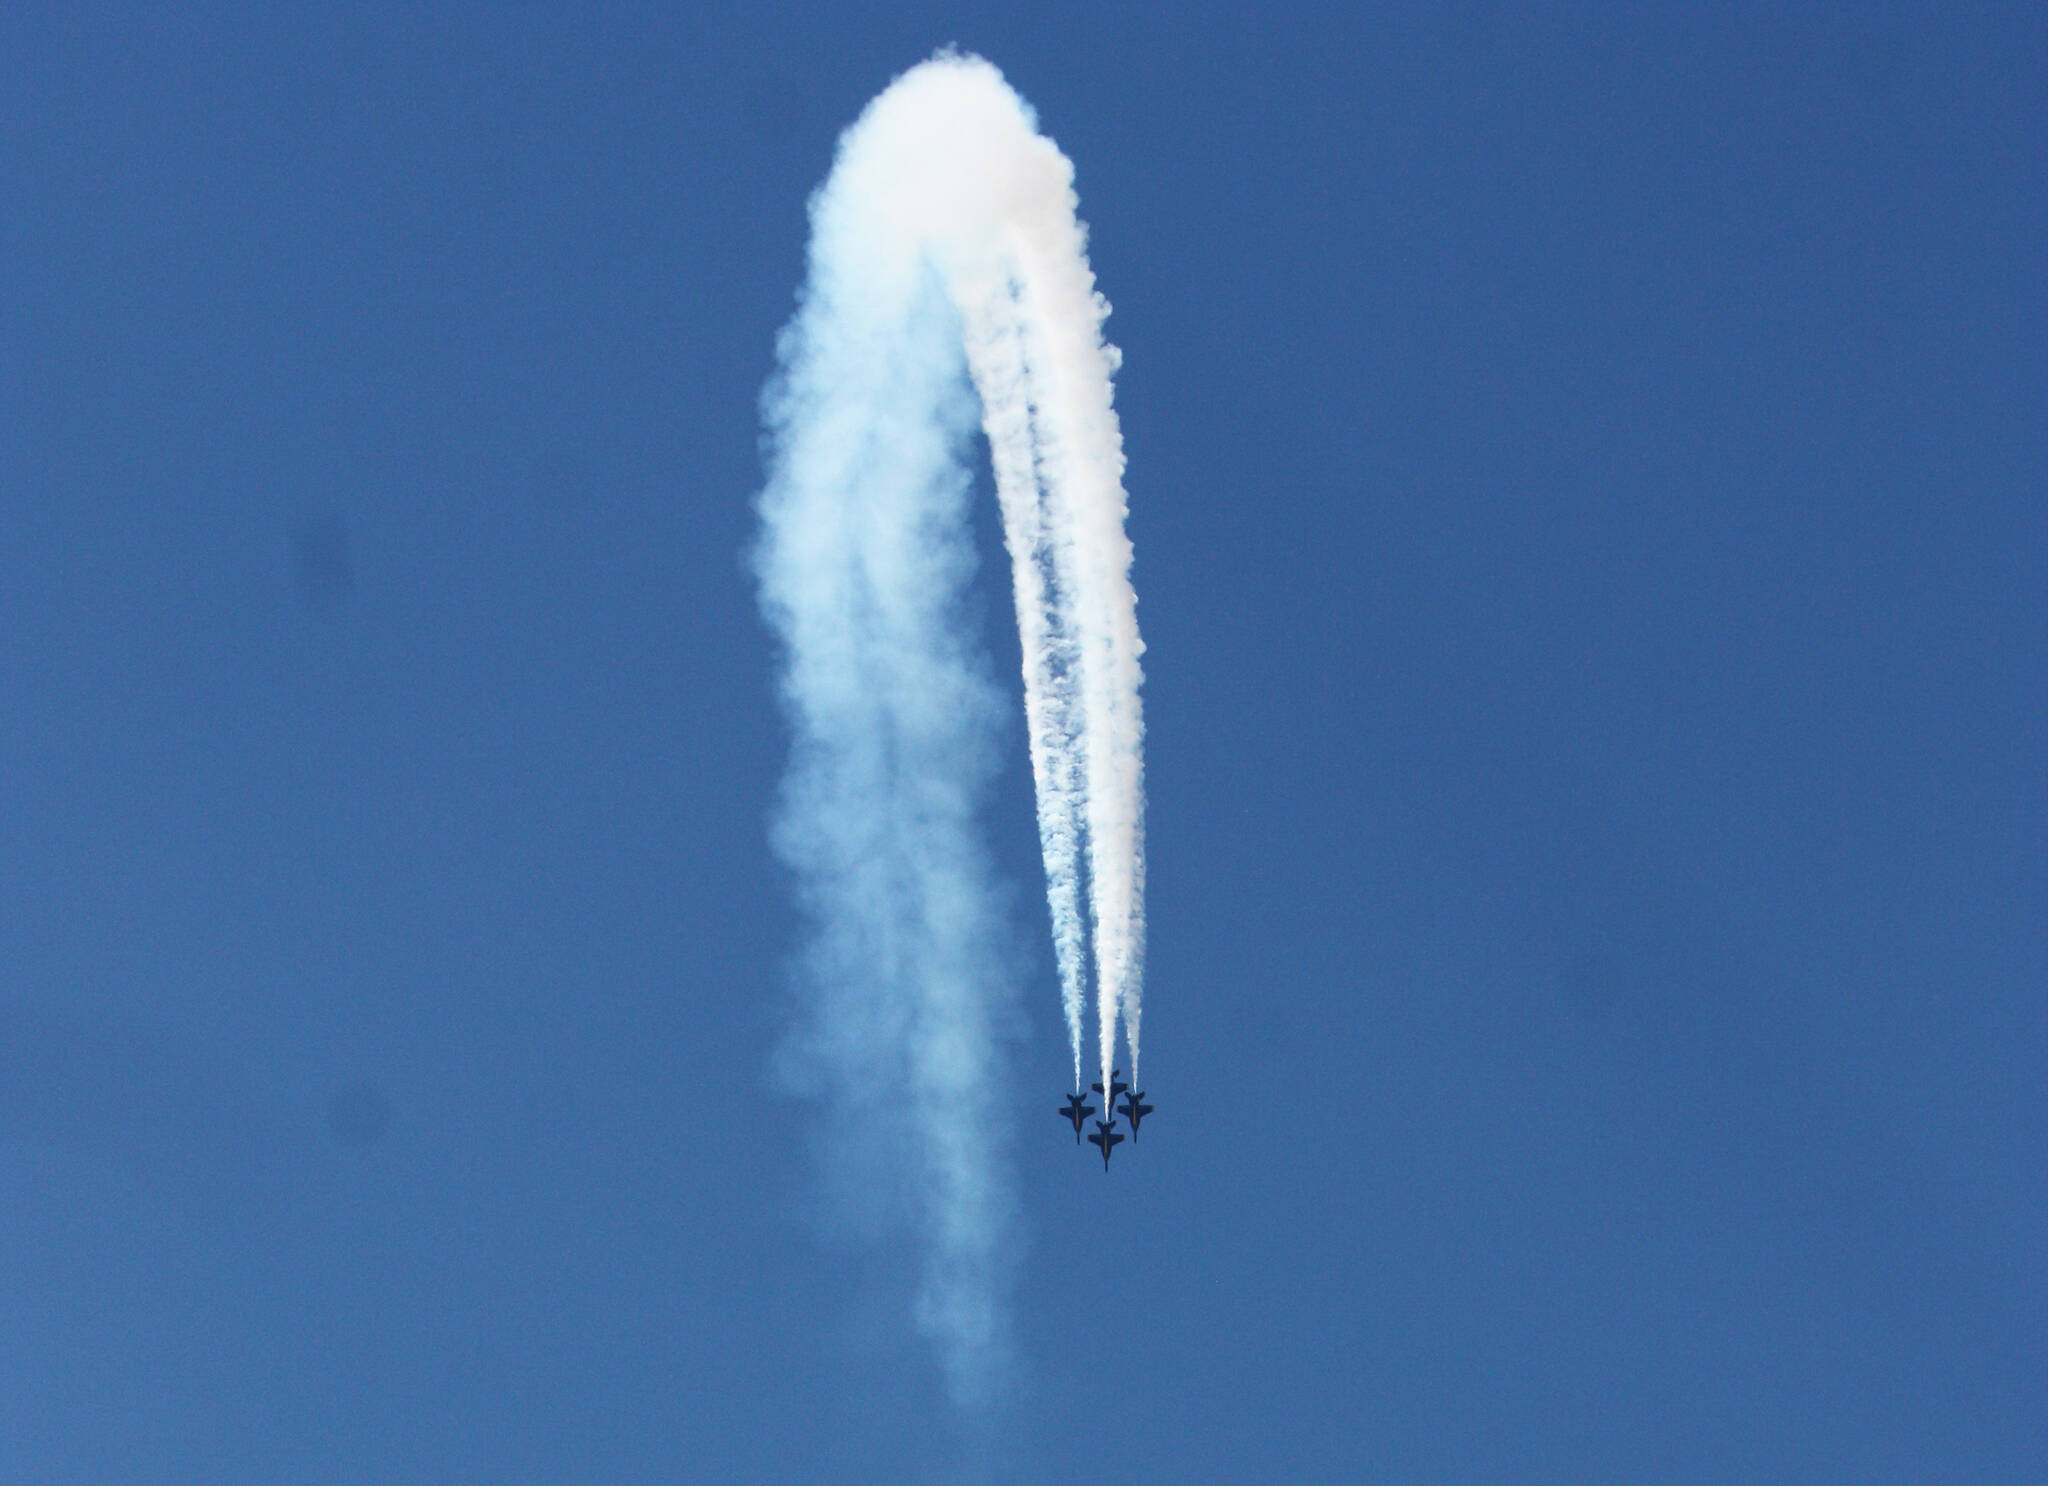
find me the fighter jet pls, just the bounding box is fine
[1088,1117,1124,1171]
[1058,1092,1097,1142]
[1117,1089,1154,1140]
[1090,1068,1130,1107]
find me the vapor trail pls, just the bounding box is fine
[755,53,1144,1403]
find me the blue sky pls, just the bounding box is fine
[2,4,2041,1482]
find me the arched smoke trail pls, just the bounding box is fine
[754,54,1145,1402]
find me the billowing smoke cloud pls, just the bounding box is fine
[755,53,1145,1405]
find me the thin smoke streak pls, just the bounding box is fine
[965,280,1092,1091]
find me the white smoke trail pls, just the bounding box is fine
[755,53,1145,1403]
[976,185,1148,1090]
[957,280,1092,1090]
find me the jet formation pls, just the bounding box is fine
[1059,1069,1154,1170]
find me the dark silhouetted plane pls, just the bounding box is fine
[1058,1092,1097,1142]
[1117,1089,1154,1139]
[1091,1068,1130,1107]
[1088,1117,1124,1171]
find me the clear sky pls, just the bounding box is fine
[2,4,2041,1482]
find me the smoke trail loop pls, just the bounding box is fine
[756,52,1145,1408]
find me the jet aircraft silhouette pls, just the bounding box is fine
[1091,1068,1130,1107]
[1058,1092,1097,1142]
[1088,1117,1124,1171]
[1117,1089,1154,1139]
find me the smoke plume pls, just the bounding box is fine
[755,52,1145,1405]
